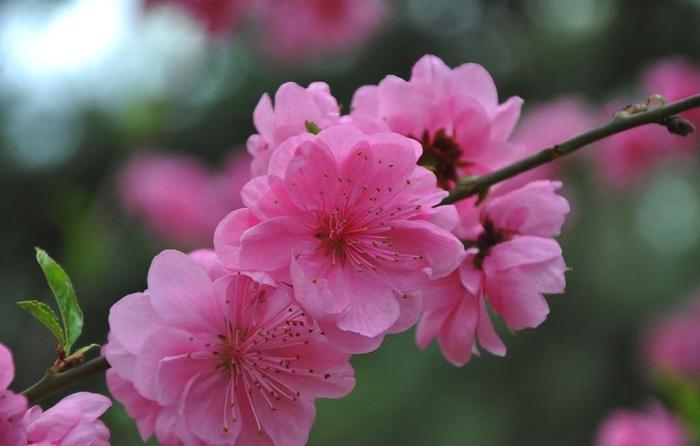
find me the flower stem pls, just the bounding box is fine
[21,355,110,405]
[440,93,700,205]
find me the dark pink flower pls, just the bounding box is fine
[248,82,340,177]
[216,125,464,353]
[118,150,250,247]
[595,403,689,446]
[0,343,27,446]
[255,0,385,60]
[105,250,354,445]
[147,0,249,36]
[352,54,523,189]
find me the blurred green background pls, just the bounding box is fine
[1,0,699,444]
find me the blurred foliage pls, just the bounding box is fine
[1,0,700,445]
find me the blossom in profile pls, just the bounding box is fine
[0,343,27,446]
[118,150,251,247]
[643,57,700,129]
[255,0,386,60]
[105,250,354,445]
[417,181,569,366]
[217,125,464,353]
[352,54,523,189]
[24,393,111,446]
[146,0,249,36]
[248,82,341,177]
[595,403,689,446]
[644,291,700,384]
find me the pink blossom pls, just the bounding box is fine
[248,82,340,177]
[595,403,689,446]
[643,57,700,128]
[146,0,249,36]
[417,181,569,366]
[217,125,464,353]
[644,292,700,384]
[105,249,354,445]
[0,343,27,446]
[118,150,250,247]
[24,392,111,446]
[255,0,385,60]
[351,54,523,189]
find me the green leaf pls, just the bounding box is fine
[35,248,83,354]
[17,300,65,346]
[305,120,321,135]
[72,343,101,358]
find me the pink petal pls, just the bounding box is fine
[0,343,14,390]
[335,276,400,337]
[108,292,163,354]
[491,96,524,140]
[238,216,312,272]
[214,208,260,269]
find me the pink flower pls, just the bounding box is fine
[104,249,354,446]
[216,125,464,353]
[24,392,111,446]
[643,57,700,128]
[255,0,385,60]
[351,54,523,189]
[417,181,569,366]
[595,403,689,446]
[644,292,700,384]
[0,343,27,446]
[118,150,251,247]
[248,82,341,177]
[146,0,249,36]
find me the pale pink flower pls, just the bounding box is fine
[417,181,569,365]
[595,403,689,446]
[24,392,111,446]
[255,0,385,60]
[0,343,27,446]
[643,57,700,128]
[644,292,700,384]
[105,249,354,446]
[118,150,250,246]
[248,82,340,177]
[351,54,523,189]
[146,0,249,36]
[216,125,464,353]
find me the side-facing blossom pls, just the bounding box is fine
[644,291,700,384]
[217,125,464,353]
[248,82,341,177]
[643,57,700,129]
[417,181,569,366]
[24,393,111,446]
[0,343,27,446]
[351,54,523,189]
[146,0,249,36]
[118,150,251,246]
[105,249,354,446]
[595,403,689,446]
[255,0,385,60]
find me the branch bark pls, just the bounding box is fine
[441,94,700,205]
[22,356,110,406]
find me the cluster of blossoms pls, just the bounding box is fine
[145,0,385,60]
[0,343,111,445]
[105,54,574,444]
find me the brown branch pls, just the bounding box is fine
[21,356,110,406]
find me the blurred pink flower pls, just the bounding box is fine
[256,0,385,60]
[644,292,700,384]
[24,392,111,446]
[0,343,27,446]
[352,54,523,189]
[643,57,700,129]
[118,150,251,247]
[248,82,340,176]
[146,0,249,36]
[105,250,354,445]
[417,181,569,366]
[595,403,689,446]
[216,125,464,353]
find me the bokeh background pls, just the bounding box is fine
[1,0,700,444]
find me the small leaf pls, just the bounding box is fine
[72,343,101,358]
[35,248,83,354]
[305,120,321,135]
[17,300,65,346]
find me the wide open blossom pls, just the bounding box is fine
[255,0,386,60]
[118,150,251,247]
[105,250,354,446]
[216,124,464,353]
[146,0,249,36]
[595,403,689,446]
[644,291,700,385]
[351,54,523,190]
[417,180,569,366]
[248,82,341,177]
[0,343,27,446]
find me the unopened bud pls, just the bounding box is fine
[664,115,695,136]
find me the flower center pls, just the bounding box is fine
[416,129,468,189]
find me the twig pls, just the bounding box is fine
[22,356,110,405]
